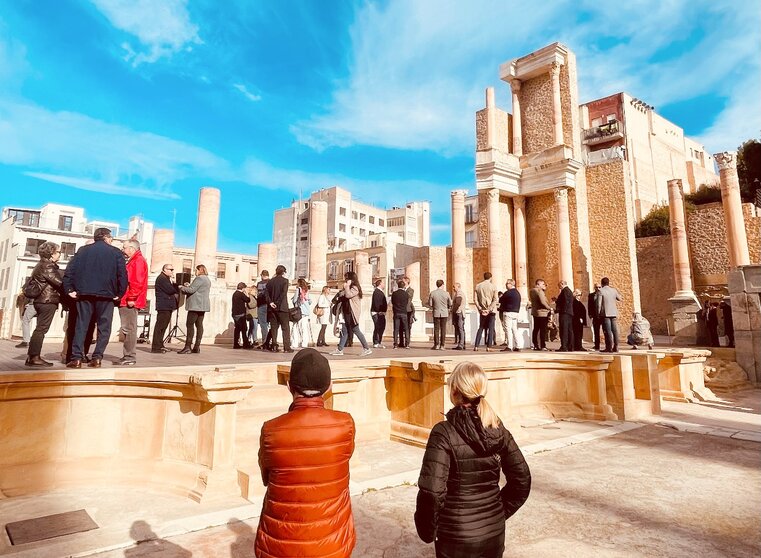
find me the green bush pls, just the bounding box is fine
[635,204,670,238]
[685,183,722,205]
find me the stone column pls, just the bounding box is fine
[487,189,503,288]
[714,151,751,267]
[257,243,277,277]
[510,80,522,156]
[194,187,220,277]
[405,261,427,341]
[550,62,564,146]
[667,179,697,297]
[513,196,528,300]
[554,188,573,288]
[150,229,174,274]
[308,201,328,286]
[356,251,371,288]
[451,190,468,290]
[485,87,496,148]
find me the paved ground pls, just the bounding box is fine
[90,425,761,558]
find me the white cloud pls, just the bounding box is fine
[233,83,262,102]
[90,0,201,65]
[24,173,180,200]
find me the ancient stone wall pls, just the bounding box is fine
[418,246,449,302]
[560,63,574,149]
[476,108,509,153]
[526,193,559,288]
[499,195,514,283]
[475,109,488,151]
[519,73,553,154]
[743,204,761,265]
[636,235,675,334]
[477,191,489,247]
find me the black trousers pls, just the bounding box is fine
[435,531,505,558]
[185,311,205,349]
[592,317,602,350]
[474,313,495,348]
[152,310,172,350]
[406,311,414,343]
[453,313,465,348]
[27,302,57,358]
[317,324,328,345]
[72,297,115,360]
[393,313,408,347]
[559,313,574,351]
[233,314,249,347]
[602,316,619,352]
[65,305,96,362]
[372,313,386,345]
[573,320,585,350]
[269,310,291,351]
[433,317,447,347]
[532,315,548,349]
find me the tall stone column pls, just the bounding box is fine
[405,261,427,341]
[513,196,528,300]
[308,200,328,285]
[150,229,174,274]
[194,187,220,277]
[451,190,468,290]
[554,188,573,288]
[356,251,371,287]
[257,243,277,277]
[487,189,503,288]
[550,62,564,146]
[485,87,496,148]
[714,151,751,267]
[510,80,522,156]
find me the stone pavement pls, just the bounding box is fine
[90,425,761,558]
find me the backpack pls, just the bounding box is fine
[23,276,43,299]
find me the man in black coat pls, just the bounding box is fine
[391,280,410,348]
[370,279,388,348]
[152,263,179,353]
[572,289,587,351]
[555,280,574,352]
[588,283,601,351]
[265,265,292,353]
[232,282,251,349]
[63,228,128,368]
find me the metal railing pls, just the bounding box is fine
[583,120,621,142]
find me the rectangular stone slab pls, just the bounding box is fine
[5,509,98,545]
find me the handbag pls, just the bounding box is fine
[314,306,325,317]
[23,277,43,299]
[289,306,303,323]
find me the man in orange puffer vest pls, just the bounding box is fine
[254,348,356,558]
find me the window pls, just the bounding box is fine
[360,213,366,222]
[8,210,40,227]
[300,235,308,241]
[606,114,616,123]
[465,230,476,248]
[369,216,375,224]
[379,219,384,227]
[370,240,378,248]
[465,204,477,223]
[183,259,192,274]
[218,262,226,279]
[58,215,73,231]
[591,117,602,127]
[339,223,346,232]
[235,264,239,273]
[339,207,347,216]
[60,242,76,259]
[351,227,357,235]
[352,211,358,220]
[24,238,46,256]
[300,218,308,225]
[360,228,365,236]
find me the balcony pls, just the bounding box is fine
[583,120,623,145]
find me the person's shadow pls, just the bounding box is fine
[228,517,255,558]
[124,520,192,557]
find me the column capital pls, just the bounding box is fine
[667,178,684,195]
[513,195,526,210]
[553,187,569,202]
[549,61,562,78]
[510,79,521,93]
[714,151,737,171]
[451,189,469,199]
[487,188,500,202]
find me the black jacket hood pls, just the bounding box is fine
[446,405,505,456]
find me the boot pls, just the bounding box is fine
[178,344,192,354]
[25,355,54,367]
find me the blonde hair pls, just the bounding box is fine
[447,362,501,429]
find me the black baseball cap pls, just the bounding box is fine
[289,348,331,397]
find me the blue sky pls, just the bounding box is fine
[1,0,758,254]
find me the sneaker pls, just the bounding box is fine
[330,350,344,356]
[15,341,28,348]
[361,348,373,356]
[114,357,137,366]
[378,344,386,349]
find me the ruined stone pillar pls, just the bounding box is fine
[451,190,468,290]
[513,196,528,300]
[308,200,328,285]
[714,151,751,267]
[356,251,371,288]
[554,188,573,288]
[487,189,503,288]
[405,261,427,341]
[257,243,277,277]
[550,62,564,146]
[667,179,696,297]
[510,80,522,157]
[485,87,497,148]
[150,229,174,274]
[194,187,220,277]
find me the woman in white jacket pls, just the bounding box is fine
[315,286,331,346]
[291,279,313,349]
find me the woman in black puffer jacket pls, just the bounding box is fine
[25,241,64,367]
[415,361,531,558]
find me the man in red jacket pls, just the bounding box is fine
[116,239,148,365]
[255,349,356,558]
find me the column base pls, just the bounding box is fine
[668,293,701,345]
[190,466,242,503]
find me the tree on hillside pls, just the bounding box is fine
[737,138,761,203]
[635,204,671,238]
[685,183,722,205]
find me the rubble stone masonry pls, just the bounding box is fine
[636,235,676,334]
[520,73,554,154]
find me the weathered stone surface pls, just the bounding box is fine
[637,235,676,334]
[520,73,553,154]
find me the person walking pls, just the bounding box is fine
[152,264,178,353]
[330,272,372,356]
[572,289,587,351]
[451,283,467,350]
[115,240,148,365]
[415,361,531,558]
[555,280,574,352]
[588,283,601,351]
[498,279,521,352]
[266,265,292,353]
[529,279,551,351]
[254,349,356,558]
[256,270,271,350]
[474,272,498,352]
[232,282,251,349]
[428,279,452,350]
[63,228,128,368]
[597,277,622,353]
[24,242,64,367]
[371,279,388,348]
[178,264,211,354]
[404,275,415,346]
[245,285,258,347]
[391,280,410,349]
[314,286,331,347]
[16,289,36,349]
[291,279,313,349]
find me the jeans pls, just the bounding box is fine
[433,316,447,347]
[532,315,549,349]
[185,311,206,350]
[372,313,386,345]
[435,531,505,558]
[269,310,291,351]
[474,313,495,347]
[338,323,369,351]
[393,313,408,347]
[72,297,115,360]
[27,302,57,358]
[592,317,602,350]
[119,306,138,359]
[152,310,172,350]
[257,306,269,344]
[502,311,520,349]
[21,303,37,343]
[453,313,465,348]
[233,314,249,347]
[602,316,619,352]
[66,306,95,362]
